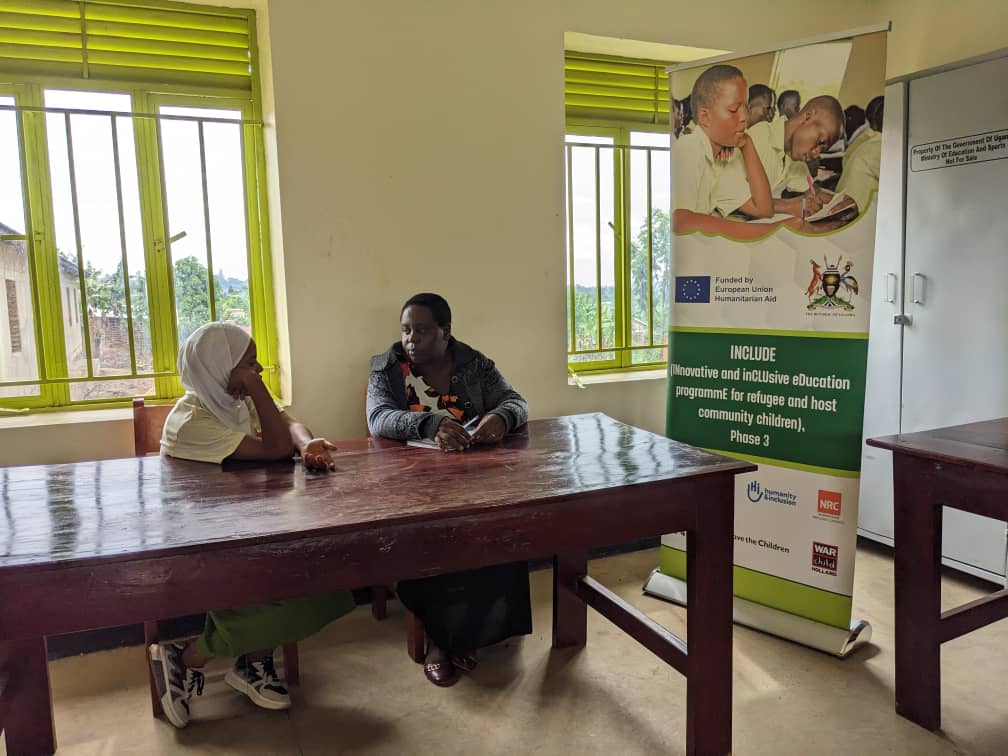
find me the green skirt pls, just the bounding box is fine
[194,591,355,659]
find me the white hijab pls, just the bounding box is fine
[178,322,253,431]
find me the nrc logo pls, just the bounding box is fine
[817,490,842,517]
[812,541,839,574]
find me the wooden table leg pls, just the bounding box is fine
[1,637,56,756]
[0,641,9,735]
[893,454,943,730]
[371,585,389,621]
[406,611,426,663]
[142,621,164,718]
[282,643,300,685]
[552,551,587,648]
[686,476,734,756]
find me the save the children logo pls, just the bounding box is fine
[805,257,858,311]
[811,541,839,575]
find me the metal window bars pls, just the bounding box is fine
[0,103,260,399]
[564,140,671,367]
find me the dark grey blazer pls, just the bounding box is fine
[366,338,528,441]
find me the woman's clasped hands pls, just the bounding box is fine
[433,414,507,452]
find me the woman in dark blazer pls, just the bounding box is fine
[366,292,531,687]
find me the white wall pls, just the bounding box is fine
[883,0,1008,78]
[5,0,1008,464]
[264,0,884,442]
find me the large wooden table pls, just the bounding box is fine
[867,418,1008,731]
[0,413,754,755]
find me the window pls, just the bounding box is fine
[0,0,276,409]
[770,42,853,100]
[4,279,20,353]
[564,53,671,373]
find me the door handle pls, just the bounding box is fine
[911,272,926,305]
[884,272,897,303]
[168,230,188,244]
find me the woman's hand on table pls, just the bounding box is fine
[471,414,507,445]
[434,418,472,452]
[302,438,338,471]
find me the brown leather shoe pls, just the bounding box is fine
[424,660,458,687]
[450,652,478,673]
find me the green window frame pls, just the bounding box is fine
[0,0,277,411]
[564,52,672,375]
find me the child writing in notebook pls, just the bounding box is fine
[748,94,846,219]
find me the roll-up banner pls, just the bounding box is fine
[644,24,889,656]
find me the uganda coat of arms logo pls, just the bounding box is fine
[805,256,858,310]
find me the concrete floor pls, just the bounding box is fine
[8,541,1007,755]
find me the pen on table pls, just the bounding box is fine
[801,196,807,221]
[803,174,815,220]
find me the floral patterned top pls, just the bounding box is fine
[400,361,471,422]
[367,338,528,442]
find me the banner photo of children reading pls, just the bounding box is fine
[645,28,888,655]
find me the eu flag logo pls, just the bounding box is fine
[675,276,711,303]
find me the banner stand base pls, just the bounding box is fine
[642,568,872,658]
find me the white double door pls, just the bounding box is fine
[859,54,1008,582]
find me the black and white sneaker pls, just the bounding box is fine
[148,641,205,728]
[225,655,291,710]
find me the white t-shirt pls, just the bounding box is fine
[835,128,881,213]
[673,127,751,217]
[160,392,261,464]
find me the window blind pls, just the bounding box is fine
[0,0,254,92]
[564,52,672,125]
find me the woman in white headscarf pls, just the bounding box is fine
[151,322,355,729]
[162,321,336,469]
